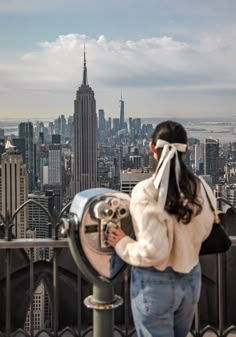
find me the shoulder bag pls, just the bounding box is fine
[199,182,232,255]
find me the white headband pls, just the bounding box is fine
[153,139,187,210]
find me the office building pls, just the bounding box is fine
[133,118,141,132]
[129,118,142,138]
[225,163,236,184]
[107,117,112,130]
[52,134,61,145]
[142,123,153,137]
[113,118,120,131]
[0,139,28,238]
[204,138,219,185]
[54,115,66,141]
[37,145,48,189]
[24,282,52,332]
[73,49,97,193]
[120,169,153,195]
[119,96,125,129]
[12,138,25,158]
[194,143,204,175]
[129,155,143,169]
[222,184,236,208]
[48,144,62,185]
[98,109,106,130]
[27,191,54,261]
[28,193,51,238]
[19,122,35,192]
[0,138,5,158]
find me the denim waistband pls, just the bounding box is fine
[132,264,200,276]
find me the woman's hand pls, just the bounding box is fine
[107,227,126,247]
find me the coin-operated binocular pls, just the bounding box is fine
[60,188,133,337]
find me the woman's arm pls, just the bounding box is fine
[107,200,170,267]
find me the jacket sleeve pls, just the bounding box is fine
[115,197,170,267]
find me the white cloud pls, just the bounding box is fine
[15,33,236,88]
[1,33,236,118]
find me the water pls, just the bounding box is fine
[141,117,236,143]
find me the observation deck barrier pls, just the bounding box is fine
[0,198,236,337]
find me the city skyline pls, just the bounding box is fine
[1,0,236,120]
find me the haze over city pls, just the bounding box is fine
[0,0,236,120]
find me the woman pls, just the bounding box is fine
[107,120,216,337]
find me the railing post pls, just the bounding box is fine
[77,269,82,337]
[193,303,201,337]
[29,248,34,337]
[124,268,130,337]
[53,249,59,337]
[6,249,11,337]
[217,253,224,335]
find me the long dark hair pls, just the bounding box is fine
[151,120,202,224]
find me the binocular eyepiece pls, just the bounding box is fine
[92,197,129,221]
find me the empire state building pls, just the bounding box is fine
[73,50,97,193]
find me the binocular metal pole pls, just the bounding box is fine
[84,283,123,337]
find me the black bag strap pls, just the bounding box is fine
[199,178,220,224]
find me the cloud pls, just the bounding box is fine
[1,33,236,118]
[9,33,235,90]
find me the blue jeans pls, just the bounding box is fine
[130,264,201,337]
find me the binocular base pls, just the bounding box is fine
[84,294,123,310]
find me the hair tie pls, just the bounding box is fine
[153,139,187,209]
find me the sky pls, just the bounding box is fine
[0,0,236,121]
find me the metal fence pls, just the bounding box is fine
[0,199,236,337]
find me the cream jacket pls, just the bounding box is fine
[115,176,216,273]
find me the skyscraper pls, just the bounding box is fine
[119,95,124,130]
[27,191,54,260]
[120,169,153,195]
[0,139,28,238]
[24,282,52,332]
[222,184,236,208]
[98,109,106,130]
[194,143,204,175]
[48,144,62,185]
[113,118,120,131]
[73,49,97,193]
[52,134,61,145]
[19,122,34,192]
[204,138,219,185]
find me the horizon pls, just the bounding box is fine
[0,115,235,124]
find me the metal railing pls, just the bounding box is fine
[0,198,236,337]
